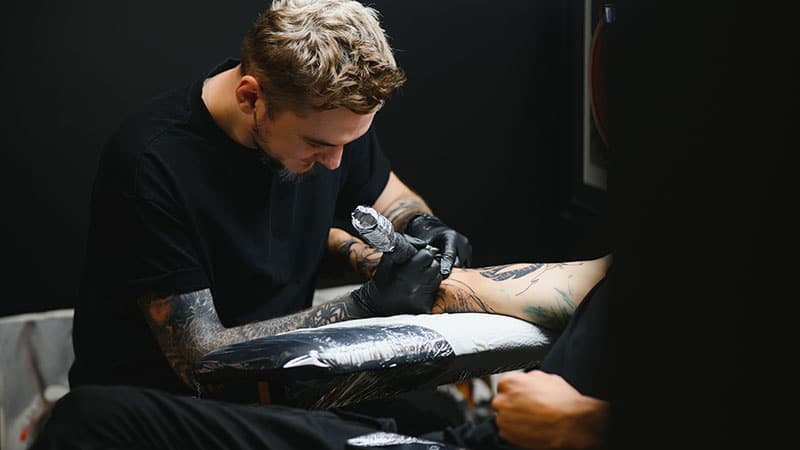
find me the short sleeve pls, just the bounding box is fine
[86,149,209,300]
[123,197,209,296]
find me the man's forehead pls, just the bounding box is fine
[292,108,375,144]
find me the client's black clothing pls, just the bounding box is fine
[32,276,609,450]
[539,273,609,400]
[421,274,610,449]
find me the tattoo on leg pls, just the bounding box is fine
[479,263,586,297]
[523,287,578,330]
[434,279,496,314]
[479,264,545,281]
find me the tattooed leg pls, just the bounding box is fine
[329,227,611,331]
[433,277,496,315]
[435,258,610,331]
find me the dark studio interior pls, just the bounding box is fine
[0,1,791,449]
[0,0,610,317]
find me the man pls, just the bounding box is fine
[69,0,471,400]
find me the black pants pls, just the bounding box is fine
[30,385,523,450]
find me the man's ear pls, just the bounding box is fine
[235,75,262,114]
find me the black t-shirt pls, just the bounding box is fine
[69,59,392,394]
[539,270,610,401]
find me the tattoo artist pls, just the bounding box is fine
[68,0,471,403]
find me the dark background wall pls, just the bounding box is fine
[0,1,789,447]
[0,0,606,317]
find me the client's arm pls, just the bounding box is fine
[328,227,611,331]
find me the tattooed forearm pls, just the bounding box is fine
[382,196,432,233]
[137,288,368,391]
[331,230,382,279]
[356,251,382,279]
[336,238,359,261]
[350,243,382,280]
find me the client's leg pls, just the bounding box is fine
[434,257,609,331]
[30,385,396,450]
[329,228,610,331]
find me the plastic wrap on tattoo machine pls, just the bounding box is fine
[351,205,422,263]
[194,313,555,408]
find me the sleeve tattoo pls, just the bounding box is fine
[336,237,382,280]
[137,288,366,391]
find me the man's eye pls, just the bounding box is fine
[307,142,323,148]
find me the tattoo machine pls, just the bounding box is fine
[350,205,439,264]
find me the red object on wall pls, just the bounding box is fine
[589,6,610,149]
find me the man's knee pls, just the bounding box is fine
[52,385,141,421]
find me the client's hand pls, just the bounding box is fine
[492,370,609,450]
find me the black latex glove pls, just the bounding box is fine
[404,213,472,277]
[351,247,442,316]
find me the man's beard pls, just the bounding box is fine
[252,120,313,184]
[278,164,314,183]
[253,145,315,184]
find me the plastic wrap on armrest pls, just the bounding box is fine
[195,324,455,379]
[194,313,556,408]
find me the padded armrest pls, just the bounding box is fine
[194,313,556,408]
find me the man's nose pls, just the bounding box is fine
[316,147,344,170]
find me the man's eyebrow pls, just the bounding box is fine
[303,136,338,147]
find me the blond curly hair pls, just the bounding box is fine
[240,0,406,116]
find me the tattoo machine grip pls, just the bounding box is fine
[351,205,419,264]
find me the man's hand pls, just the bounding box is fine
[491,370,609,450]
[351,247,442,316]
[404,213,472,277]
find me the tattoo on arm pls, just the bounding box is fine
[336,238,358,261]
[355,251,382,280]
[137,288,367,391]
[383,197,431,233]
[336,237,382,279]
